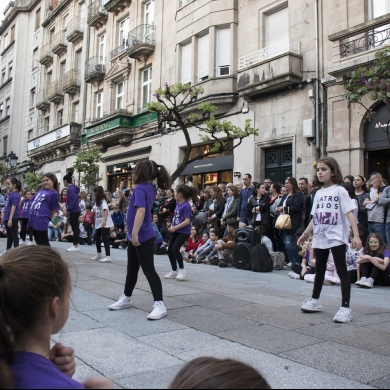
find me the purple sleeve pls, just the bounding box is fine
[50,193,60,211]
[385,249,390,259]
[133,188,147,209]
[183,203,193,219]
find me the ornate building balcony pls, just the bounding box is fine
[47,81,64,103]
[36,90,50,111]
[87,0,108,29]
[104,0,131,15]
[85,57,106,84]
[328,14,390,78]
[39,43,53,67]
[237,40,302,97]
[63,70,81,95]
[52,30,67,56]
[66,17,84,44]
[127,25,155,60]
[110,40,128,60]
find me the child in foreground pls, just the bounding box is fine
[0,246,110,389]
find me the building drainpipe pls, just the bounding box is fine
[315,0,321,160]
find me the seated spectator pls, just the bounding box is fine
[202,230,222,266]
[60,218,74,242]
[168,357,271,390]
[215,219,239,268]
[303,251,341,286]
[356,233,390,288]
[181,226,201,261]
[190,229,218,264]
[346,226,367,284]
[259,225,274,253]
[289,235,316,281]
[48,211,63,241]
[199,232,208,247]
[112,206,125,231]
[120,227,129,250]
[84,205,95,228]
[78,215,92,246]
[160,218,172,251]
[79,191,87,212]
[109,230,127,249]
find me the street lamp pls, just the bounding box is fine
[5,151,18,176]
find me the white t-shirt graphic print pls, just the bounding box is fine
[93,200,114,230]
[311,185,357,249]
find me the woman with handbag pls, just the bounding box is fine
[276,177,304,266]
[207,186,226,231]
[250,183,271,237]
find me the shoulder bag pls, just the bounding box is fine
[275,207,292,230]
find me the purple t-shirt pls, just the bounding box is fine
[28,189,60,231]
[4,191,20,221]
[172,201,193,235]
[127,183,156,243]
[12,352,84,389]
[21,198,31,219]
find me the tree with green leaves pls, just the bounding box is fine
[147,83,258,181]
[73,147,104,193]
[0,164,8,185]
[344,47,390,143]
[23,171,43,191]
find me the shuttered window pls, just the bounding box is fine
[197,34,209,82]
[267,7,289,48]
[181,42,192,84]
[216,28,230,77]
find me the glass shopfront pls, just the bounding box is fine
[107,159,147,193]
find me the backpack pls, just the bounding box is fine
[250,244,273,273]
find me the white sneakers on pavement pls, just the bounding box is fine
[91,253,103,261]
[288,272,300,280]
[66,246,80,252]
[19,240,26,245]
[333,307,352,323]
[355,277,367,287]
[26,241,34,246]
[176,269,187,281]
[301,298,323,313]
[100,256,112,263]
[361,278,374,289]
[147,301,167,320]
[165,271,178,279]
[108,294,132,310]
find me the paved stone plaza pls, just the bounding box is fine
[5,240,390,389]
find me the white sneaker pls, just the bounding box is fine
[147,301,167,320]
[176,269,187,281]
[91,253,103,261]
[288,272,301,280]
[108,294,132,311]
[19,240,26,245]
[165,271,178,279]
[100,256,111,263]
[66,246,80,252]
[27,241,34,246]
[355,277,367,287]
[334,307,352,323]
[362,278,374,289]
[301,298,323,313]
[286,262,292,269]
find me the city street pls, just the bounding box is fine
[3,240,390,389]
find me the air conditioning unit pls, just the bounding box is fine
[94,64,105,73]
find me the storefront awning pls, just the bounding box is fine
[182,155,234,175]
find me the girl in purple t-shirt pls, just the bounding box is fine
[165,185,197,282]
[20,189,33,245]
[109,160,172,321]
[28,173,60,246]
[2,178,21,255]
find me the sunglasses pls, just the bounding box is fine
[369,241,379,245]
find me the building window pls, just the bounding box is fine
[60,61,66,78]
[57,110,63,127]
[116,82,125,110]
[75,50,82,71]
[181,42,192,84]
[44,117,50,133]
[3,34,9,49]
[10,26,15,42]
[3,136,7,156]
[49,29,55,44]
[0,103,3,119]
[141,68,152,110]
[197,33,209,82]
[35,9,41,31]
[96,92,103,119]
[371,0,390,18]
[267,7,289,49]
[33,48,38,68]
[47,71,52,87]
[5,99,10,116]
[98,35,105,58]
[8,62,12,79]
[144,0,154,25]
[1,70,5,84]
[73,102,79,122]
[119,18,129,45]
[30,89,36,109]
[28,129,33,141]
[216,28,231,77]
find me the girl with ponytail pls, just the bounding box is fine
[2,178,21,256]
[63,173,82,253]
[109,160,172,321]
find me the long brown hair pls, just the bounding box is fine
[93,186,106,207]
[176,184,198,204]
[313,157,343,188]
[0,246,69,354]
[210,185,223,202]
[168,357,271,389]
[7,178,22,192]
[133,160,171,190]
[365,233,388,256]
[226,184,239,198]
[43,172,60,192]
[285,177,300,194]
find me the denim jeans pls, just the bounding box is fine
[48,227,62,240]
[387,222,390,246]
[282,232,299,265]
[368,222,387,242]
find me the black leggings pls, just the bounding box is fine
[33,229,50,246]
[124,237,163,302]
[360,262,390,286]
[21,218,33,242]
[95,228,110,256]
[312,245,351,308]
[168,233,189,271]
[6,219,19,250]
[291,263,316,280]
[69,212,81,246]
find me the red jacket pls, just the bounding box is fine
[185,238,203,253]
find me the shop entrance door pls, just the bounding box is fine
[367,150,390,184]
[265,145,293,185]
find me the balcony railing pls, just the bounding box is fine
[110,40,128,59]
[66,17,84,43]
[52,31,67,55]
[39,43,53,67]
[63,70,81,94]
[85,57,106,83]
[127,24,156,60]
[239,39,301,70]
[36,90,50,111]
[87,0,108,28]
[47,80,64,103]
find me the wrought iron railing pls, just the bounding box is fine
[239,39,301,70]
[128,24,156,50]
[66,17,84,37]
[111,40,129,59]
[88,0,107,22]
[85,57,106,79]
[63,70,81,90]
[340,27,390,58]
[40,43,53,60]
[52,31,67,50]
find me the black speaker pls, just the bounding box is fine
[234,229,262,270]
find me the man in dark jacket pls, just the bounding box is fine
[237,174,255,225]
[299,178,312,228]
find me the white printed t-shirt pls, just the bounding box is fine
[93,200,114,230]
[311,185,357,249]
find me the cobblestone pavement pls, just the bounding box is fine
[7,240,390,389]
